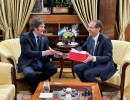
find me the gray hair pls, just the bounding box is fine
[91,20,103,30]
[29,17,45,31]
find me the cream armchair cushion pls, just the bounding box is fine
[0,38,24,79]
[0,62,15,100]
[103,40,130,87]
[97,40,130,99]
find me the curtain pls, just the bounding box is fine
[71,0,98,29]
[0,0,13,39]
[12,0,36,37]
[118,0,130,40]
[0,0,35,39]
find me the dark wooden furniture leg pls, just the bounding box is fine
[59,58,63,78]
[59,57,75,78]
[71,60,75,78]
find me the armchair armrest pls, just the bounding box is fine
[0,62,16,100]
[120,54,130,87]
[0,44,16,67]
[0,62,16,85]
[119,51,130,87]
[119,61,130,99]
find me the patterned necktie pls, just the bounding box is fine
[91,39,95,55]
[37,36,42,68]
[37,36,41,50]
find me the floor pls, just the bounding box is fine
[17,68,130,100]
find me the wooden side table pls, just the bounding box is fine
[56,43,79,78]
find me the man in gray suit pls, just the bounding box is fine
[74,20,117,82]
[18,17,57,93]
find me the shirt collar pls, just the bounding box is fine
[33,31,38,37]
[93,33,100,41]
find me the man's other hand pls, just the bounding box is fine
[62,53,69,59]
[45,50,55,56]
[83,54,94,63]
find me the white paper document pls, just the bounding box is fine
[39,93,53,99]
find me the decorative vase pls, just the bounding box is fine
[64,38,69,44]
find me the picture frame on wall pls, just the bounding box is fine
[31,0,51,14]
[43,7,51,14]
[32,0,43,14]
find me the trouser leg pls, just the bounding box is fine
[39,62,57,81]
[74,63,90,82]
[84,67,100,82]
[23,66,40,93]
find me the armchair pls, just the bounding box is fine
[97,40,130,100]
[0,38,51,92]
[0,62,16,100]
[0,38,23,79]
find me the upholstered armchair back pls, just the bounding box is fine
[0,38,22,79]
[112,40,130,66]
[0,38,20,63]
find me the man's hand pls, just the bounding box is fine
[83,54,94,63]
[62,53,69,59]
[45,50,55,56]
[54,54,61,58]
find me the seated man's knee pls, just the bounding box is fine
[25,72,37,80]
[84,71,93,77]
[74,65,80,72]
[23,68,36,78]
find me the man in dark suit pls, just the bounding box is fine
[17,17,57,93]
[74,20,117,82]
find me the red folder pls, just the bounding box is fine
[69,50,89,62]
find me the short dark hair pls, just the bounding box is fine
[91,20,103,29]
[29,17,44,31]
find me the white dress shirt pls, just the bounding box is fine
[92,33,100,62]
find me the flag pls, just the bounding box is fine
[71,28,78,36]
[58,27,67,36]
[63,32,69,38]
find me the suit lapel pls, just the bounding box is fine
[94,33,101,55]
[40,35,45,50]
[89,37,94,55]
[29,32,37,48]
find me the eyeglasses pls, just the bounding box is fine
[87,27,96,29]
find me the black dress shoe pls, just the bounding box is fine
[100,89,103,97]
[30,87,36,94]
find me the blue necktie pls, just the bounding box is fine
[37,36,41,50]
[37,36,42,68]
[91,39,95,56]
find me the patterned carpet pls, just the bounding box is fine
[17,91,126,100]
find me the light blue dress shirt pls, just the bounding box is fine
[33,32,45,56]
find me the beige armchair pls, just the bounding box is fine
[97,40,130,100]
[0,38,24,79]
[0,62,16,100]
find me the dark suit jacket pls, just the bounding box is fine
[17,31,50,73]
[77,33,117,81]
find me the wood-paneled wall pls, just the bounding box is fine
[99,0,117,39]
[125,24,130,42]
